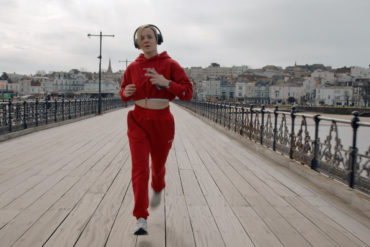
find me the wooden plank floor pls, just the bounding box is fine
[0,104,369,247]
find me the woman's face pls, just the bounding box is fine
[139,27,158,58]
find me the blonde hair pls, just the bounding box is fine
[136,24,158,48]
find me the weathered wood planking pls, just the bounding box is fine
[0,104,368,247]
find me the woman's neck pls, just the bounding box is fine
[144,51,158,59]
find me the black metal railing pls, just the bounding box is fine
[0,98,127,135]
[176,100,370,194]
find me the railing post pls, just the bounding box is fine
[8,99,12,132]
[211,102,214,120]
[289,106,296,159]
[15,102,20,125]
[83,99,86,115]
[79,99,82,117]
[35,98,39,127]
[273,106,278,151]
[205,101,208,119]
[204,101,206,117]
[208,102,211,120]
[234,106,237,133]
[311,114,321,170]
[207,101,209,119]
[198,100,200,115]
[54,99,57,122]
[62,98,65,121]
[45,99,48,124]
[240,106,245,135]
[215,103,219,123]
[68,100,71,119]
[2,103,6,129]
[207,101,210,119]
[223,104,226,128]
[75,99,77,118]
[349,111,360,188]
[89,98,91,112]
[249,105,254,140]
[228,105,231,129]
[23,101,27,129]
[212,103,214,122]
[260,105,265,145]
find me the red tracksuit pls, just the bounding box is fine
[120,51,193,219]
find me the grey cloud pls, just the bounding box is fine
[1,0,369,74]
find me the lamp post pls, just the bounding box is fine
[87,31,114,114]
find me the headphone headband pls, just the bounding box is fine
[133,24,163,49]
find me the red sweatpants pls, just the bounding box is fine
[127,104,175,219]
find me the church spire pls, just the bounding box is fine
[107,58,113,73]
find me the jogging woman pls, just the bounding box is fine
[119,24,193,235]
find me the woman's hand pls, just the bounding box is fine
[145,68,171,88]
[124,84,136,97]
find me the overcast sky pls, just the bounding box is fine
[1,0,369,75]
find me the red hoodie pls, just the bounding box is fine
[119,51,193,102]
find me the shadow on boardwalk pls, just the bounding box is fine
[0,104,369,247]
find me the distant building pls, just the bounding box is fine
[270,84,303,104]
[235,82,247,99]
[197,80,221,100]
[311,70,335,83]
[220,81,235,100]
[352,79,369,107]
[315,86,353,106]
[185,64,248,83]
[351,66,370,79]
[254,81,270,104]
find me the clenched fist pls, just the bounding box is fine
[124,84,136,97]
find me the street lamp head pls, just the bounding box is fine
[87,34,91,38]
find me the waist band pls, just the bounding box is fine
[140,98,169,102]
[135,98,169,110]
[134,104,170,115]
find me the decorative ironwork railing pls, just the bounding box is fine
[0,98,127,135]
[176,100,370,194]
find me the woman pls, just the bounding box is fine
[119,24,193,235]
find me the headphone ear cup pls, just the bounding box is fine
[157,34,163,45]
[133,27,140,49]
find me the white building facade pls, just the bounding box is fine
[84,79,119,94]
[351,66,370,79]
[197,80,221,100]
[315,86,353,106]
[311,70,335,83]
[269,85,303,104]
[235,82,247,99]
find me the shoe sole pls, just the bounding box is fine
[150,194,161,208]
[150,201,160,208]
[134,228,148,235]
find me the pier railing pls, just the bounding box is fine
[177,100,370,194]
[0,98,126,135]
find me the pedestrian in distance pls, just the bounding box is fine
[119,24,193,235]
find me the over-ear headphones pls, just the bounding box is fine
[133,24,163,49]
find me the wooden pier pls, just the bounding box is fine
[0,104,369,246]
